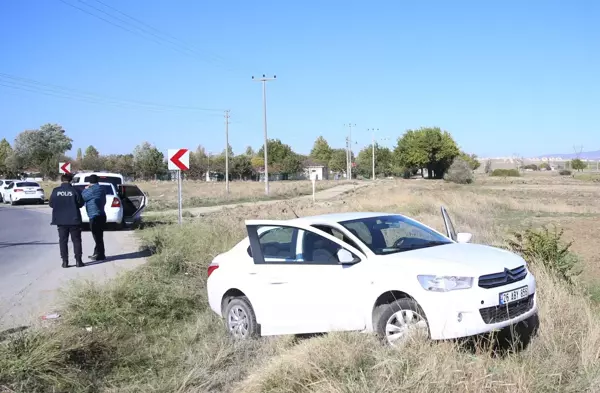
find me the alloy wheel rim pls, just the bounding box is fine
[227,305,249,338]
[385,309,428,345]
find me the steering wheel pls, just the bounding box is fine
[393,237,406,248]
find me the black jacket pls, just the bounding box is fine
[49,183,85,226]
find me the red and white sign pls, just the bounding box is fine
[59,162,71,175]
[168,148,190,171]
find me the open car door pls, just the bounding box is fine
[440,206,473,243]
[118,184,147,225]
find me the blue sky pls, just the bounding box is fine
[1,0,599,158]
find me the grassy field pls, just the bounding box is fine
[40,179,352,211]
[2,172,600,392]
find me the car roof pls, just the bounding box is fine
[73,172,123,177]
[289,211,399,225]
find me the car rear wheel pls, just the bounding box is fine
[223,296,258,340]
[10,196,16,206]
[374,298,429,346]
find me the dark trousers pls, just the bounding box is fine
[58,225,82,262]
[90,214,107,258]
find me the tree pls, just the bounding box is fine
[394,127,460,179]
[81,145,104,170]
[257,139,296,166]
[133,142,166,180]
[280,154,303,176]
[12,123,73,179]
[571,158,587,172]
[244,146,255,157]
[356,144,393,178]
[231,155,253,180]
[250,156,264,171]
[328,148,347,173]
[0,138,13,176]
[310,136,333,164]
[76,148,83,161]
[459,152,481,171]
[444,157,474,184]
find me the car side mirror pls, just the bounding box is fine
[337,249,359,264]
[456,232,473,243]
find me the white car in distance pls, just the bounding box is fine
[71,182,147,229]
[2,181,45,205]
[207,208,538,345]
[0,179,19,203]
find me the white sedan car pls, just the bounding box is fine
[207,208,538,345]
[2,181,45,205]
[71,182,147,229]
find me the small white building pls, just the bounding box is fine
[304,165,329,180]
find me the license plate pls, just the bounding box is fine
[25,191,35,194]
[499,286,528,305]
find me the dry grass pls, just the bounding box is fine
[3,172,600,392]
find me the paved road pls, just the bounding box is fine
[0,203,148,331]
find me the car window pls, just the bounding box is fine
[300,230,345,263]
[311,225,363,252]
[339,215,452,255]
[16,182,40,187]
[253,226,298,260]
[84,175,122,187]
[119,185,144,198]
[72,184,115,195]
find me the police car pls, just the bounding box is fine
[71,180,147,230]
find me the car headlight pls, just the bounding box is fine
[417,275,473,292]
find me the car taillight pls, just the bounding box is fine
[207,263,219,278]
[37,188,44,192]
[111,197,121,207]
[14,189,23,192]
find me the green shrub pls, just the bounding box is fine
[559,169,572,176]
[506,225,581,285]
[444,157,473,184]
[490,168,520,177]
[521,164,538,171]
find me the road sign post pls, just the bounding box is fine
[59,162,71,175]
[168,149,190,225]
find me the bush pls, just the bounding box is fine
[444,157,473,184]
[559,169,572,176]
[506,225,581,285]
[484,159,492,174]
[522,164,538,171]
[490,168,520,177]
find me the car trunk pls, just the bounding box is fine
[118,184,147,224]
[14,183,41,196]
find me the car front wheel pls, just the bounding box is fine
[223,296,258,340]
[374,298,429,346]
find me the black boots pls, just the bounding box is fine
[62,259,69,268]
[88,254,106,261]
[76,258,84,268]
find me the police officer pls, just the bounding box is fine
[49,174,85,268]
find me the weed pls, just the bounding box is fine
[506,225,581,285]
[491,168,520,177]
[444,157,473,184]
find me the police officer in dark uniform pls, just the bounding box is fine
[49,174,85,268]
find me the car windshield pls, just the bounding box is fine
[84,175,122,187]
[16,182,39,187]
[73,184,115,195]
[339,215,453,255]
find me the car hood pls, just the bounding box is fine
[376,242,526,277]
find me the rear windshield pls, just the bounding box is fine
[73,184,115,195]
[83,175,122,187]
[16,182,40,187]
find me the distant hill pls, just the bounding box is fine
[538,150,600,160]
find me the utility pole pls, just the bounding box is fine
[368,128,379,180]
[252,74,276,196]
[224,110,230,195]
[344,123,355,179]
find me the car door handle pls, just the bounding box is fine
[269,280,287,285]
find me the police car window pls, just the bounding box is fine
[73,184,114,195]
[85,176,122,186]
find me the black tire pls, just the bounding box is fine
[373,298,429,345]
[10,197,16,206]
[222,296,259,340]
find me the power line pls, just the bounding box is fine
[56,0,244,72]
[0,72,223,113]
